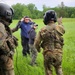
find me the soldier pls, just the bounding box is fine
[29,23,38,66]
[34,10,65,75]
[0,3,18,75]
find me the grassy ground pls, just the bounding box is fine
[10,18,75,75]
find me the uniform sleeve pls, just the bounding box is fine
[55,25,65,36]
[0,23,7,46]
[55,25,65,47]
[34,31,42,52]
[0,23,10,53]
[11,21,21,33]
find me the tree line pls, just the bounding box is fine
[12,2,75,19]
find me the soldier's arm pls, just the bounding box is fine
[57,17,63,25]
[57,17,65,35]
[11,20,21,33]
[55,25,65,47]
[34,31,42,52]
[55,25,65,36]
[0,23,10,53]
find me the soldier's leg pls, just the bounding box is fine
[0,67,5,75]
[5,69,15,75]
[0,68,15,75]
[5,57,15,75]
[44,59,53,75]
[30,45,37,65]
[54,65,63,75]
[0,56,15,75]
[54,52,63,75]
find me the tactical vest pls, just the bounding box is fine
[40,24,64,51]
[40,24,55,50]
[0,21,18,56]
[5,25,18,53]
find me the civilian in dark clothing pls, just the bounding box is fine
[29,24,38,66]
[12,16,34,56]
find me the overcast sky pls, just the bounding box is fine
[0,0,75,10]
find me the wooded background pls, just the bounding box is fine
[12,2,75,19]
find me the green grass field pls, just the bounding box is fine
[10,18,75,75]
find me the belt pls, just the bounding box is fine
[43,49,53,56]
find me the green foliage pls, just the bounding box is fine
[12,2,75,19]
[62,18,75,75]
[22,7,31,17]
[10,18,75,75]
[12,3,43,19]
[12,3,24,19]
[12,3,75,19]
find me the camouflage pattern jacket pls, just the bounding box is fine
[0,22,18,56]
[34,22,65,53]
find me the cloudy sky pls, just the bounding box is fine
[0,0,75,10]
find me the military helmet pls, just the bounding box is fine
[0,3,14,23]
[43,10,57,25]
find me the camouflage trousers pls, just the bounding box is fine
[0,55,15,75]
[43,49,63,75]
[29,44,37,66]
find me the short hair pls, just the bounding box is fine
[24,16,29,18]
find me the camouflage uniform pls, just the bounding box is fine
[29,26,38,66]
[29,44,37,66]
[34,23,65,75]
[0,21,18,75]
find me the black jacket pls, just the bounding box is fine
[28,28,36,45]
